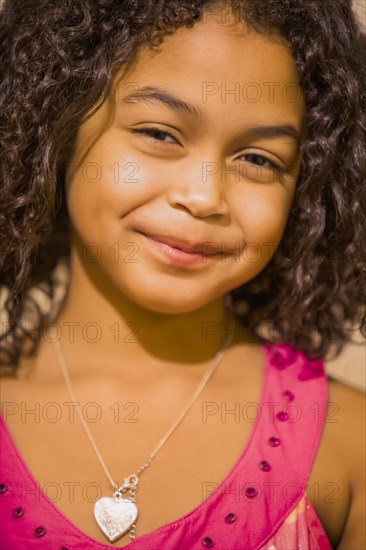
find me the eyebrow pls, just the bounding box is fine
[122,85,301,146]
[123,86,203,120]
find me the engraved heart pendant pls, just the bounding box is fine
[94,495,138,542]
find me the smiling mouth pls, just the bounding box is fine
[138,231,230,267]
[138,232,222,255]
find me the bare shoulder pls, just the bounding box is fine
[327,376,365,477]
[327,377,365,448]
[327,376,366,549]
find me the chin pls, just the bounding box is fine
[128,289,206,315]
[126,288,212,315]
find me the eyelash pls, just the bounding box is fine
[131,126,285,173]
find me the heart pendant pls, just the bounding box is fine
[94,495,138,542]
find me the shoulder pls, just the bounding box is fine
[327,377,365,549]
[327,376,365,447]
[327,377,365,482]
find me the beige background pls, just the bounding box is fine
[325,330,365,392]
[354,0,366,27]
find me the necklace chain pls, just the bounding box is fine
[52,317,234,493]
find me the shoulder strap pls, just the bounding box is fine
[245,342,329,548]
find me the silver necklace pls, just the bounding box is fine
[52,318,234,544]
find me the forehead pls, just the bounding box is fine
[113,12,305,123]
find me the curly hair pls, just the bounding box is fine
[0,0,365,372]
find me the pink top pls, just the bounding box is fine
[0,342,333,549]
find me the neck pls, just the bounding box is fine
[44,247,242,380]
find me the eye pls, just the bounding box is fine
[238,153,285,174]
[131,126,180,145]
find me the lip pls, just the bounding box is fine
[139,232,221,255]
[138,232,221,267]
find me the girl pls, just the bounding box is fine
[0,0,365,548]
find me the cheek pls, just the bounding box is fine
[232,186,293,246]
[65,170,120,243]
[65,149,148,242]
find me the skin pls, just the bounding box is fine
[1,6,365,549]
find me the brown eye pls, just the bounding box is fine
[131,127,179,145]
[239,153,284,173]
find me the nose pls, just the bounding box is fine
[166,159,229,218]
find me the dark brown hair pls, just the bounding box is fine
[1,0,365,371]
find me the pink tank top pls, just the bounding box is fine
[0,342,333,549]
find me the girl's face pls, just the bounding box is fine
[65,11,306,315]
